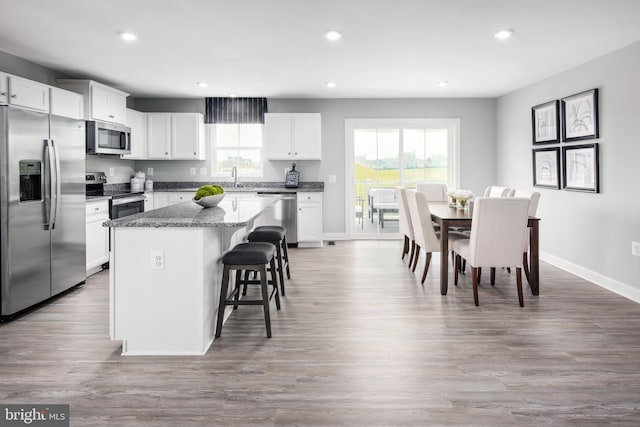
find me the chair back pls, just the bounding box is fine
[395,187,414,240]
[416,183,448,202]
[467,197,530,268]
[510,189,540,217]
[371,188,396,203]
[510,189,540,251]
[406,190,440,252]
[484,186,512,197]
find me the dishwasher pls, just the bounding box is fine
[256,192,297,246]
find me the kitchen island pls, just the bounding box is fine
[104,193,282,356]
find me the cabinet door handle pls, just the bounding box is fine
[193,152,196,155]
[94,207,99,211]
[295,152,298,155]
[11,94,17,98]
[109,114,115,119]
[0,92,6,96]
[165,152,168,155]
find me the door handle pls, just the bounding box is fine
[50,140,61,229]
[43,139,55,230]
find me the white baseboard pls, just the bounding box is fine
[541,251,640,304]
[322,233,348,241]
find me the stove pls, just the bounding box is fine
[86,172,145,219]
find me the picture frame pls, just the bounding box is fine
[532,147,561,189]
[562,143,599,193]
[531,100,560,144]
[561,89,599,142]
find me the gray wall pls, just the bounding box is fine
[0,50,72,85]
[496,41,640,290]
[132,98,497,234]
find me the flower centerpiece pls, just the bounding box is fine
[453,189,474,210]
[447,191,458,208]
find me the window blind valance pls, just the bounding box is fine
[205,97,268,124]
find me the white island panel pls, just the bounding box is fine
[107,194,278,356]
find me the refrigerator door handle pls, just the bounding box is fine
[43,139,56,230]
[50,140,61,230]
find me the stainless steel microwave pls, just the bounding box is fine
[86,120,131,155]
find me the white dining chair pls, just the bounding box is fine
[451,197,531,306]
[406,190,441,283]
[416,183,448,202]
[510,189,540,281]
[484,186,512,197]
[395,187,416,266]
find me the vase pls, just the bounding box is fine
[449,197,457,208]
[457,199,468,210]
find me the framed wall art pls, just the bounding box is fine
[562,143,599,193]
[531,100,560,144]
[561,89,599,142]
[532,147,561,189]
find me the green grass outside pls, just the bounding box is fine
[354,162,447,209]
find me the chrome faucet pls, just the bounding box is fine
[231,166,238,187]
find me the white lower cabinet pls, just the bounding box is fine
[297,192,323,247]
[86,200,109,276]
[144,192,154,211]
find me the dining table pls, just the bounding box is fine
[429,202,540,296]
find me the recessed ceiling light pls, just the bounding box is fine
[324,30,342,41]
[494,29,514,40]
[119,32,138,41]
[197,82,208,88]
[228,93,238,98]
[438,81,448,87]
[325,81,337,88]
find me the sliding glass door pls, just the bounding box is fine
[346,119,459,238]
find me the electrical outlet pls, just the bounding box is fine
[200,167,208,175]
[328,174,337,183]
[147,167,154,176]
[109,167,115,177]
[189,168,196,176]
[632,241,640,257]
[150,251,164,269]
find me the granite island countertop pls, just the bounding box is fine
[104,193,282,228]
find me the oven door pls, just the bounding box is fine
[110,196,145,219]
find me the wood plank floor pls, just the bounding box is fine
[1,240,640,426]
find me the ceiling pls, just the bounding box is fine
[2,0,640,99]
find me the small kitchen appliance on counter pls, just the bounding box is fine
[285,163,300,188]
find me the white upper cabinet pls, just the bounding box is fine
[0,72,8,104]
[264,113,321,160]
[7,76,50,112]
[147,112,205,160]
[57,79,129,125]
[147,113,172,159]
[122,108,148,159]
[91,85,127,124]
[49,87,84,119]
[172,113,205,159]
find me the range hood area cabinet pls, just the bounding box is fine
[57,79,129,126]
[147,112,205,160]
[264,113,321,160]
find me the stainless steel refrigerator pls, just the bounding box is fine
[1,105,86,317]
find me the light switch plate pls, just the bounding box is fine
[328,174,337,183]
[200,167,208,175]
[632,241,640,256]
[151,251,164,269]
[147,167,154,176]
[189,168,196,176]
[109,167,115,177]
